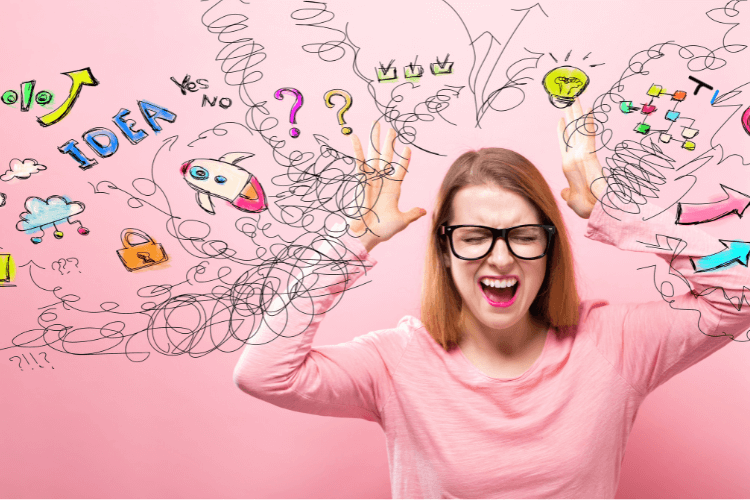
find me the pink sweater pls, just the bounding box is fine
[233,202,749,498]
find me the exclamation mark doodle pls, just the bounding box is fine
[30,353,44,369]
[20,80,36,112]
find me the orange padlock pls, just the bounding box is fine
[116,228,168,271]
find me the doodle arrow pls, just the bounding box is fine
[676,184,750,225]
[690,240,750,273]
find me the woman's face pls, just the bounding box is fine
[444,184,548,335]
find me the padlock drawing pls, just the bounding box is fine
[116,228,168,271]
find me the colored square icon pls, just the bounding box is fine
[635,123,651,134]
[672,91,687,101]
[659,133,672,143]
[665,110,680,121]
[647,85,665,97]
[683,141,696,151]
[682,127,699,139]
[641,104,657,115]
[620,101,635,113]
[376,66,397,82]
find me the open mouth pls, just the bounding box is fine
[479,277,519,307]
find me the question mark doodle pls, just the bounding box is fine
[324,89,353,135]
[51,258,67,275]
[274,88,303,138]
[39,352,54,369]
[9,356,23,371]
[66,257,80,273]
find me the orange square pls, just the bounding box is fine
[672,91,687,101]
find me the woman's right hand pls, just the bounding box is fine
[349,122,427,253]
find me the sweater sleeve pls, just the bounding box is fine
[583,201,749,396]
[232,232,412,424]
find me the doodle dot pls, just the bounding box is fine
[78,227,90,235]
[2,90,18,105]
[35,91,52,105]
[31,237,42,244]
[54,231,64,239]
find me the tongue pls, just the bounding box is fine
[483,284,514,303]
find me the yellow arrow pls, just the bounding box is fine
[37,68,99,127]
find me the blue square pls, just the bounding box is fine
[665,110,680,122]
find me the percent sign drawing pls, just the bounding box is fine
[1,68,99,127]
[2,81,53,111]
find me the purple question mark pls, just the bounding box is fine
[274,88,303,138]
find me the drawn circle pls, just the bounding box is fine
[290,128,300,138]
[31,237,42,244]
[214,175,227,184]
[2,90,18,105]
[341,127,353,135]
[78,227,90,235]
[54,231,64,239]
[190,166,209,180]
[35,91,52,105]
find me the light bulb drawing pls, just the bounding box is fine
[542,66,590,109]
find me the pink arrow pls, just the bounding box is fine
[676,184,750,225]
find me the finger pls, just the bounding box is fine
[584,106,596,136]
[402,207,427,225]
[557,117,569,155]
[561,187,570,202]
[392,146,412,182]
[350,135,365,168]
[381,127,397,175]
[572,98,583,121]
[368,121,381,171]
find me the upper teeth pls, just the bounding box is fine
[481,277,518,288]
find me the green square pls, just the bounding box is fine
[634,123,651,134]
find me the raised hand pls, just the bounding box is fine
[557,98,607,219]
[348,122,426,252]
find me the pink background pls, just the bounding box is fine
[1,0,749,497]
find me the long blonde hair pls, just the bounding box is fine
[420,148,580,350]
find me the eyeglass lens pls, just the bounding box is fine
[451,226,548,259]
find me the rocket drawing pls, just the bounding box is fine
[180,152,267,214]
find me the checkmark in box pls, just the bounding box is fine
[430,61,454,75]
[376,66,398,82]
[404,64,424,81]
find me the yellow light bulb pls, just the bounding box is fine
[542,66,590,108]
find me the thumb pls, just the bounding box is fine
[561,188,570,202]
[403,207,427,225]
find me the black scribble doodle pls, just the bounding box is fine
[3,109,387,361]
[635,234,750,340]
[201,0,269,114]
[466,4,548,125]
[292,1,549,154]
[560,0,750,223]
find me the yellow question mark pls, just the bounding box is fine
[324,89,353,135]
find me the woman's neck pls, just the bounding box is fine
[459,312,548,360]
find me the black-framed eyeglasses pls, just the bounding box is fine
[440,224,556,261]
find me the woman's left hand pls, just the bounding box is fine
[556,98,606,219]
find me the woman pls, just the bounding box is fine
[233,100,748,498]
